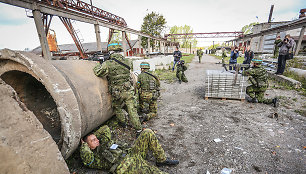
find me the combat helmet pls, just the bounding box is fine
[140,62,150,69]
[252,59,263,65]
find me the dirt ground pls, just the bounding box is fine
[147,54,306,174]
[69,54,305,174]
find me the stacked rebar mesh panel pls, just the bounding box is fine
[205,70,248,99]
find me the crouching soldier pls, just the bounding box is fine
[80,125,179,173]
[93,53,142,131]
[243,59,278,107]
[176,60,188,84]
[137,62,160,122]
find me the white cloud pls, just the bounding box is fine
[0,0,304,49]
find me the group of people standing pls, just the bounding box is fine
[274,34,296,75]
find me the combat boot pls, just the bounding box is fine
[179,80,181,84]
[251,98,258,103]
[156,158,179,167]
[139,113,148,123]
[272,98,278,108]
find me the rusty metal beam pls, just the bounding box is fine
[165,32,243,39]
[59,17,87,58]
[0,0,174,42]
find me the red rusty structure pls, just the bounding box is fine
[40,0,127,27]
[165,32,243,39]
[30,0,129,58]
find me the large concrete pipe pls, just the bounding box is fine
[0,49,113,159]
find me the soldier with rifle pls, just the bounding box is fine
[243,59,278,107]
[137,62,160,122]
[93,53,142,132]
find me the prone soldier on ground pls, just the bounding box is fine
[243,59,278,107]
[137,62,160,122]
[93,53,142,131]
[80,125,179,173]
[176,60,188,84]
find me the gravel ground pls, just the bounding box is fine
[69,54,305,174]
[146,54,306,174]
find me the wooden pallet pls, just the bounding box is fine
[204,96,245,102]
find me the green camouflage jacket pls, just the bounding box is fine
[80,125,128,170]
[93,54,133,90]
[243,65,268,87]
[137,71,160,92]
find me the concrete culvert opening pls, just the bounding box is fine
[1,70,62,145]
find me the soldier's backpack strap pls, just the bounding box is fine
[144,72,158,81]
[144,72,160,87]
[111,58,131,70]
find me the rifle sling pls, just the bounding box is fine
[111,58,131,70]
[144,71,159,81]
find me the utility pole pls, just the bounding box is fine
[268,5,274,23]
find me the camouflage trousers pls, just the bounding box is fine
[115,129,167,174]
[139,91,157,120]
[111,88,142,130]
[176,71,188,82]
[198,56,202,63]
[246,85,273,104]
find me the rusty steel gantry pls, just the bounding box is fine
[0,0,177,59]
[164,32,244,40]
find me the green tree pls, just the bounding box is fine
[208,43,221,50]
[241,22,259,34]
[141,12,167,50]
[169,25,197,48]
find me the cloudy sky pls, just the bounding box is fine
[0,0,304,50]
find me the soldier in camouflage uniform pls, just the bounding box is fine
[137,62,160,121]
[176,60,188,84]
[93,54,142,131]
[80,125,179,173]
[197,49,203,63]
[243,59,278,107]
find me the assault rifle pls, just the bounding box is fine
[91,51,111,64]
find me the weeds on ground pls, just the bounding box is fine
[153,54,194,83]
[295,109,306,117]
[210,54,244,64]
[282,59,306,96]
[286,57,305,70]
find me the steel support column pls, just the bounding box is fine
[258,35,264,52]
[33,10,51,60]
[121,31,127,56]
[147,38,151,54]
[295,26,305,56]
[94,24,102,52]
[137,35,142,55]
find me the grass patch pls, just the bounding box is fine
[181,53,195,64]
[210,54,244,64]
[294,109,306,117]
[282,59,306,96]
[153,54,194,83]
[286,57,305,70]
